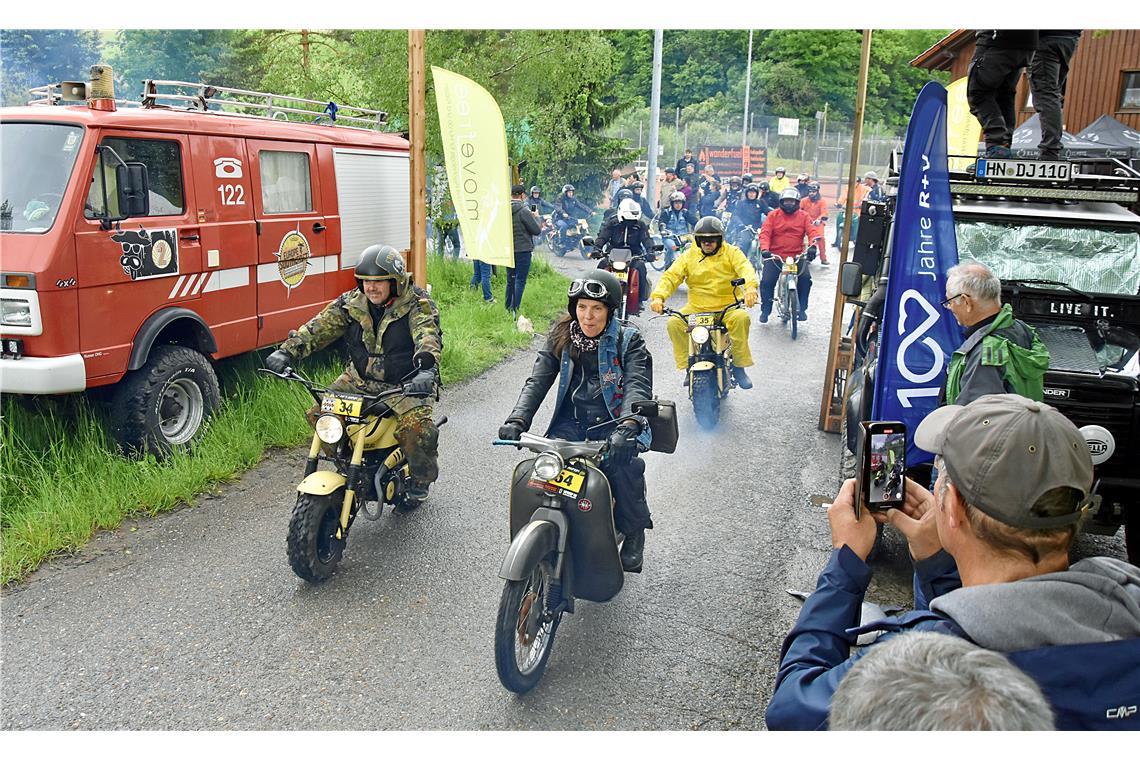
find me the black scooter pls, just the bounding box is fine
[491,400,676,693]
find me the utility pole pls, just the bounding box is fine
[407,30,427,288]
[819,29,873,432]
[674,106,681,165]
[648,29,663,205]
[742,29,754,149]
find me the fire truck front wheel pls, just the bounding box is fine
[112,345,220,459]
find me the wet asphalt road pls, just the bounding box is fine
[2,241,1127,730]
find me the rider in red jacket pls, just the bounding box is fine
[757,188,822,322]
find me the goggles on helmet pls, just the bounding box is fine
[568,278,609,300]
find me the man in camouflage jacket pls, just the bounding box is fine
[266,245,443,498]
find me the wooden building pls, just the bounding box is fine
[911,30,1140,134]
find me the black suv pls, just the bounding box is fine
[840,157,1140,563]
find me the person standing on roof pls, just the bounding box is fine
[967,30,1039,159]
[1030,31,1082,161]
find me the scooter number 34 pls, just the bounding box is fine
[528,467,586,495]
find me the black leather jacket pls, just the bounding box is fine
[508,324,653,434]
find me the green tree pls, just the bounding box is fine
[0,29,102,106]
[106,30,246,99]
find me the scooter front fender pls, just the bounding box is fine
[690,360,716,372]
[298,470,347,496]
[498,512,566,581]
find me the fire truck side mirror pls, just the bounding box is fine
[115,162,151,220]
[840,261,863,298]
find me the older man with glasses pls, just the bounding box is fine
[939,261,1050,406]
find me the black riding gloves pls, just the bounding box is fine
[761,250,773,259]
[265,349,294,374]
[498,420,526,441]
[405,369,436,397]
[806,245,818,261]
[606,423,639,468]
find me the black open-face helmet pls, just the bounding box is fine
[728,176,741,188]
[745,183,760,199]
[742,173,754,184]
[567,270,622,317]
[356,244,409,297]
[693,215,725,255]
[631,180,645,192]
[759,180,770,192]
[614,188,634,205]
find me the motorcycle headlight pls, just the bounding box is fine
[691,326,711,345]
[533,451,564,481]
[315,414,345,445]
[612,261,627,271]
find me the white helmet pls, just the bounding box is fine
[780,188,801,202]
[669,191,685,204]
[618,198,641,221]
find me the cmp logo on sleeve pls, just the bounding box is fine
[111,228,179,281]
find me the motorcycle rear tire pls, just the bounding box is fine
[690,371,721,430]
[287,489,348,583]
[494,555,561,694]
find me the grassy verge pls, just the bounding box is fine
[0,253,568,584]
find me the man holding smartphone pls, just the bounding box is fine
[766,394,1140,730]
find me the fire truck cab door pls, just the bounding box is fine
[73,130,201,381]
[248,140,329,345]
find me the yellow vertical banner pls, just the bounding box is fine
[946,77,982,171]
[432,66,513,266]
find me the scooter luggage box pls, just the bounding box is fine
[646,399,679,454]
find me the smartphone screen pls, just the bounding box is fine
[857,421,906,514]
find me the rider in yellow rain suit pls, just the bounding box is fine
[649,216,760,389]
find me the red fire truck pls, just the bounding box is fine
[0,72,411,456]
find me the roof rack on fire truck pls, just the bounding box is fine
[138,80,389,131]
[885,148,1140,205]
[27,82,138,108]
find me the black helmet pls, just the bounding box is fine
[614,188,634,204]
[742,173,754,183]
[631,180,645,191]
[808,181,821,195]
[759,180,770,192]
[692,216,725,254]
[562,184,575,194]
[745,183,760,197]
[355,244,409,296]
[567,270,622,316]
[729,175,741,187]
[529,186,541,195]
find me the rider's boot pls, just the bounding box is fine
[732,366,753,389]
[759,306,770,324]
[620,529,645,573]
[396,481,429,513]
[682,373,690,387]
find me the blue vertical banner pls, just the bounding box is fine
[871,82,964,465]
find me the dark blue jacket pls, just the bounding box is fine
[765,546,1140,731]
[731,197,768,229]
[557,193,592,220]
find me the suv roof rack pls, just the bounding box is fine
[887,148,1140,205]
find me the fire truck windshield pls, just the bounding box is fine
[0,122,84,234]
[955,218,1140,297]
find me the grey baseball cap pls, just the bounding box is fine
[915,394,1094,530]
